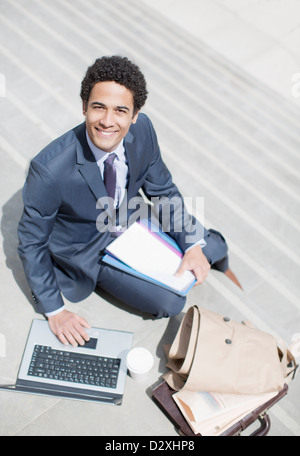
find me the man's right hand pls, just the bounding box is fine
[48,309,91,347]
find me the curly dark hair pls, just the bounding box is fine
[80,56,148,115]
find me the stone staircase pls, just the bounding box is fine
[0,0,299,436]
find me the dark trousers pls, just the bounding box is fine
[97,229,228,319]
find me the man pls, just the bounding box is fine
[18,56,240,347]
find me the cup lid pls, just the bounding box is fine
[126,347,154,373]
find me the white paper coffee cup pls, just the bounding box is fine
[126,347,154,381]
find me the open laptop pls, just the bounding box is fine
[0,319,133,405]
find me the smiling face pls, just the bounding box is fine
[83,81,139,153]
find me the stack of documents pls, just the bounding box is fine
[102,222,196,295]
[172,388,278,436]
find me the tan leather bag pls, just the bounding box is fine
[164,305,297,395]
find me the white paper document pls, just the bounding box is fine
[105,222,196,293]
[173,388,278,436]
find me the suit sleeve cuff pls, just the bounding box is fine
[185,238,207,252]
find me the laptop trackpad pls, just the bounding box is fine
[77,338,98,350]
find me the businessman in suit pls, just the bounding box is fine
[18,56,241,347]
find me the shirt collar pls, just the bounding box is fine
[85,129,124,164]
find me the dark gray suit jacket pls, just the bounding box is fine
[18,114,212,314]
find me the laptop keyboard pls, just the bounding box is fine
[27,345,121,389]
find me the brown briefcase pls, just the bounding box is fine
[152,380,289,436]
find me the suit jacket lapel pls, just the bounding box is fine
[75,123,107,207]
[124,129,139,199]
